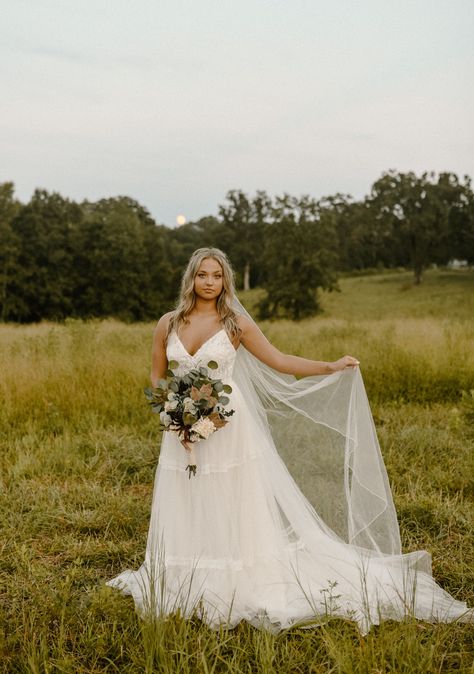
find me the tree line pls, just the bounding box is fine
[0,169,472,322]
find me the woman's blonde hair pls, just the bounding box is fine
[167,247,241,341]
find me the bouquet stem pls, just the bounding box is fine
[184,442,197,479]
[185,463,197,479]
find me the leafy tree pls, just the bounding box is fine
[317,193,378,271]
[369,170,468,284]
[0,182,21,321]
[218,190,270,290]
[9,189,82,321]
[258,194,339,320]
[440,174,474,264]
[76,196,174,320]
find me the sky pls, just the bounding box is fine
[1,0,473,227]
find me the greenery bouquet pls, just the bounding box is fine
[144,359,235,478]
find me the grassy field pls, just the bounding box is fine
[0,269,473,673]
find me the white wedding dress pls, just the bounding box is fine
[107,328,472,634]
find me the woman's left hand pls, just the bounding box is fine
[330,355,360,372]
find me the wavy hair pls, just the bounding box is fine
[167,248,242,342]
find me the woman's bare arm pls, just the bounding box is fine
[150,312,173,386]
[238,315,358,376]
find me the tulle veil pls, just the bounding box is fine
[231,296,403,558]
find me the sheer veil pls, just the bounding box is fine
[231,296,403,559]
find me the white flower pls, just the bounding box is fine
[191,417,216,440]
[167,392,177,400]
[160,411,172,426]
[183,398,197,414]
[164,399,179,412]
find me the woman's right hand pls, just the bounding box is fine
[180,438,193,452]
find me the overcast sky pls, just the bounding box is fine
[1,0,473,227]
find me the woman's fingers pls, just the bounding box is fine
[329,356,360,372]
[343,355,360,369]
[180,439,192,452]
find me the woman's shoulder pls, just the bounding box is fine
[153,311,175,338]
[234,312,254,333]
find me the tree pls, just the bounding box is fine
[258,194,339,320]
[8,189,82,321]
[75,196,174,320]
[369,170,467,284]
[0,182,21,321]
[218,190,270,290]
[441,174,474,265]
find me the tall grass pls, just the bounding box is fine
[0,270,473,672]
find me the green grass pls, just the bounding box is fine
[322,268,474,321]
[1,269,473,672]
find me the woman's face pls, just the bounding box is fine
[194,257,224,300]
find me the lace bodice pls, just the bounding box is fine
[166,328,237,381]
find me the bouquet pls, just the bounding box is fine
[144,359,235,478]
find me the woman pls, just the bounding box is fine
[107,247,472,634]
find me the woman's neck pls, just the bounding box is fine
[192,297,218,315]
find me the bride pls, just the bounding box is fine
[107,247,472,634]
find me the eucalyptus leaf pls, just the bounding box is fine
[219,396,230,405]
[207,360,218,370]
[168,360,179,370]
[169,381,179,393]
[199,367,208,376]
[223,384,233,394]
[213,382,223,392]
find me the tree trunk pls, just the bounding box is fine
[243,261,250,291]
[410,233,423,285]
